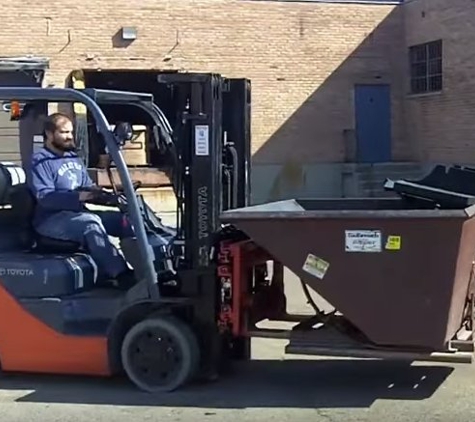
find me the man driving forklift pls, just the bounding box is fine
[28,112,135,287]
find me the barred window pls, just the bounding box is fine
[409,40,443,94]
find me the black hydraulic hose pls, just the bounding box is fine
[299,277,323,315]
[223,169,232,209]
[152,103,173,137]
[226,144,239,208]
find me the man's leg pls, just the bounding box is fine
[91,210,134,238]
[93,209,176,245]
[92,209,174,283]
[35,211,129,280]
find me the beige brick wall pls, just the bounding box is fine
[404,0,475,163]
[2,0,405,165]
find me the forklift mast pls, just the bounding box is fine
[222,78,252,211]
[154,73,251,281]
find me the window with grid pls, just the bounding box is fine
[409,40,442,94]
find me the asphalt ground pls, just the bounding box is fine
[0,268,473,421]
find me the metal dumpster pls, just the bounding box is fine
[221,197,475,352]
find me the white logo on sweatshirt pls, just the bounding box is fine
[57,161,82,190]
[57,161,83,176]
[66,171,79,190]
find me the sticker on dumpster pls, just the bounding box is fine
[345,230,382,253]
[385,235,401,250]
[302,254,329,279]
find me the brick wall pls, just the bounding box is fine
[404,0,475,163]
[2,0,405,165]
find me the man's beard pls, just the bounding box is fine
[52,138,76,152]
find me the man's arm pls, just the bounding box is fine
[29,160,84,211]
[81,165,97,189]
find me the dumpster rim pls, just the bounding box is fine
[221,206,475,221]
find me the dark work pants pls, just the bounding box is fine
[35,210,134,279]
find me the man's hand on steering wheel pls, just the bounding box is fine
[78,190,96,202]
[77,186,119,206]
[76,180,141,209]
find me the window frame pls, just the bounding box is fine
[409,40,443,95]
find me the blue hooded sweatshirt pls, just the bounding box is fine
[28,146,95,227]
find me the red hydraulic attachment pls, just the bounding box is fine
[216,239,286,337]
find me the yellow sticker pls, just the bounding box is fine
[385,235,401,250]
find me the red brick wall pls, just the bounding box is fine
[3,0,405,164]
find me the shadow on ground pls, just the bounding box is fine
[0,359,454,409]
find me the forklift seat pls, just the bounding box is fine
[35,235,82,253]
[8,180,82,254]
[0,170,82,253]
[0,161,25,205]
[0,164,11,206]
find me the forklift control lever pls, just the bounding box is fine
[115,180,142,192]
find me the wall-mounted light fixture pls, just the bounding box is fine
[121,27,137,41]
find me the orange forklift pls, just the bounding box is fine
[0,81,252,393]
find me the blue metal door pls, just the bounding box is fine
[354,84,391,163]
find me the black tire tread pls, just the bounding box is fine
[121,314,200,393]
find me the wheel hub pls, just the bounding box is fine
[128,328,183,385]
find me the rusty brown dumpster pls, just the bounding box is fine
[221,197,475,354]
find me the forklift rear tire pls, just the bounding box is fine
[121,315,200,393]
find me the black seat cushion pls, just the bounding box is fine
[35,235,82,254]
[9,184,36,247]
[9,184,82,253]
[0,163,11,205]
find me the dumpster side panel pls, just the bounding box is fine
[235,217,470,350]
[446,218,475,341]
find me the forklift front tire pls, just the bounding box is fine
[121,315,200,393]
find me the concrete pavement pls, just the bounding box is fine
[0,341,472,422]
[0,268,474,421]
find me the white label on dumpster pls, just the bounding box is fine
[302,254,330,279]
[345,230,382,253]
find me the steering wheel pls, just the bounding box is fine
[115,180,142,193]
[79,187,118,205]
